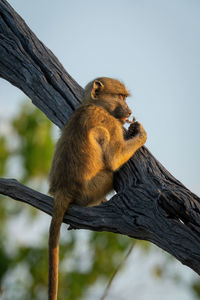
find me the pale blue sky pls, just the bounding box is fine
[0,0,199,196]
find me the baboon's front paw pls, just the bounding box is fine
[127,121,140,137]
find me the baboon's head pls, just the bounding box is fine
[84,77,132,123]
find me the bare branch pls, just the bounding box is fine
[0,0,200,276]
[1,166,200,276]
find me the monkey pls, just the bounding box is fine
[48,77,147,300]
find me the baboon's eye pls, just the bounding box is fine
[119,94,126,101]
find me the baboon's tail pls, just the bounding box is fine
[48,192,71,300]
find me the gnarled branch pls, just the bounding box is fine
[0,0,200,275]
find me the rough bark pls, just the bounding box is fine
[0,0,200,275]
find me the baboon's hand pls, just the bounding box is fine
[127,121,140,137]
[128,122,147,142]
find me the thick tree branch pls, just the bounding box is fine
[0,0,200,275]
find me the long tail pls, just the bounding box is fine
[48,192,71,300]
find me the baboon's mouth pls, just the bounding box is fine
[119,117,128,123]
[122,116,132,122]
[117,114,133,123]
[124,116,136,124]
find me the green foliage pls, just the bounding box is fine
[12,103,54,182]
[0,102,55,298]
[192,280,200,298]
[0,239,11,282]
[60,232,132,300]
[0,136,9,176]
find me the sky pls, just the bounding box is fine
[0,1,200,299]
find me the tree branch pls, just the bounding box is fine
[0,0,200,275]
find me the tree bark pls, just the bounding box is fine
[0,0,200,275]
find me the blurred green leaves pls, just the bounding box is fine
[12,103,54,182]
[0,136,9,176]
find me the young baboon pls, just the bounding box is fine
[48,77,147,300]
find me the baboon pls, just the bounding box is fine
[48,77,147,300]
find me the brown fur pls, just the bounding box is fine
[48,77,147,300]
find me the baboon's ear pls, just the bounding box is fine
[91,80,104,100]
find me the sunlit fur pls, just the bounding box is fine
[48,77,147,300]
